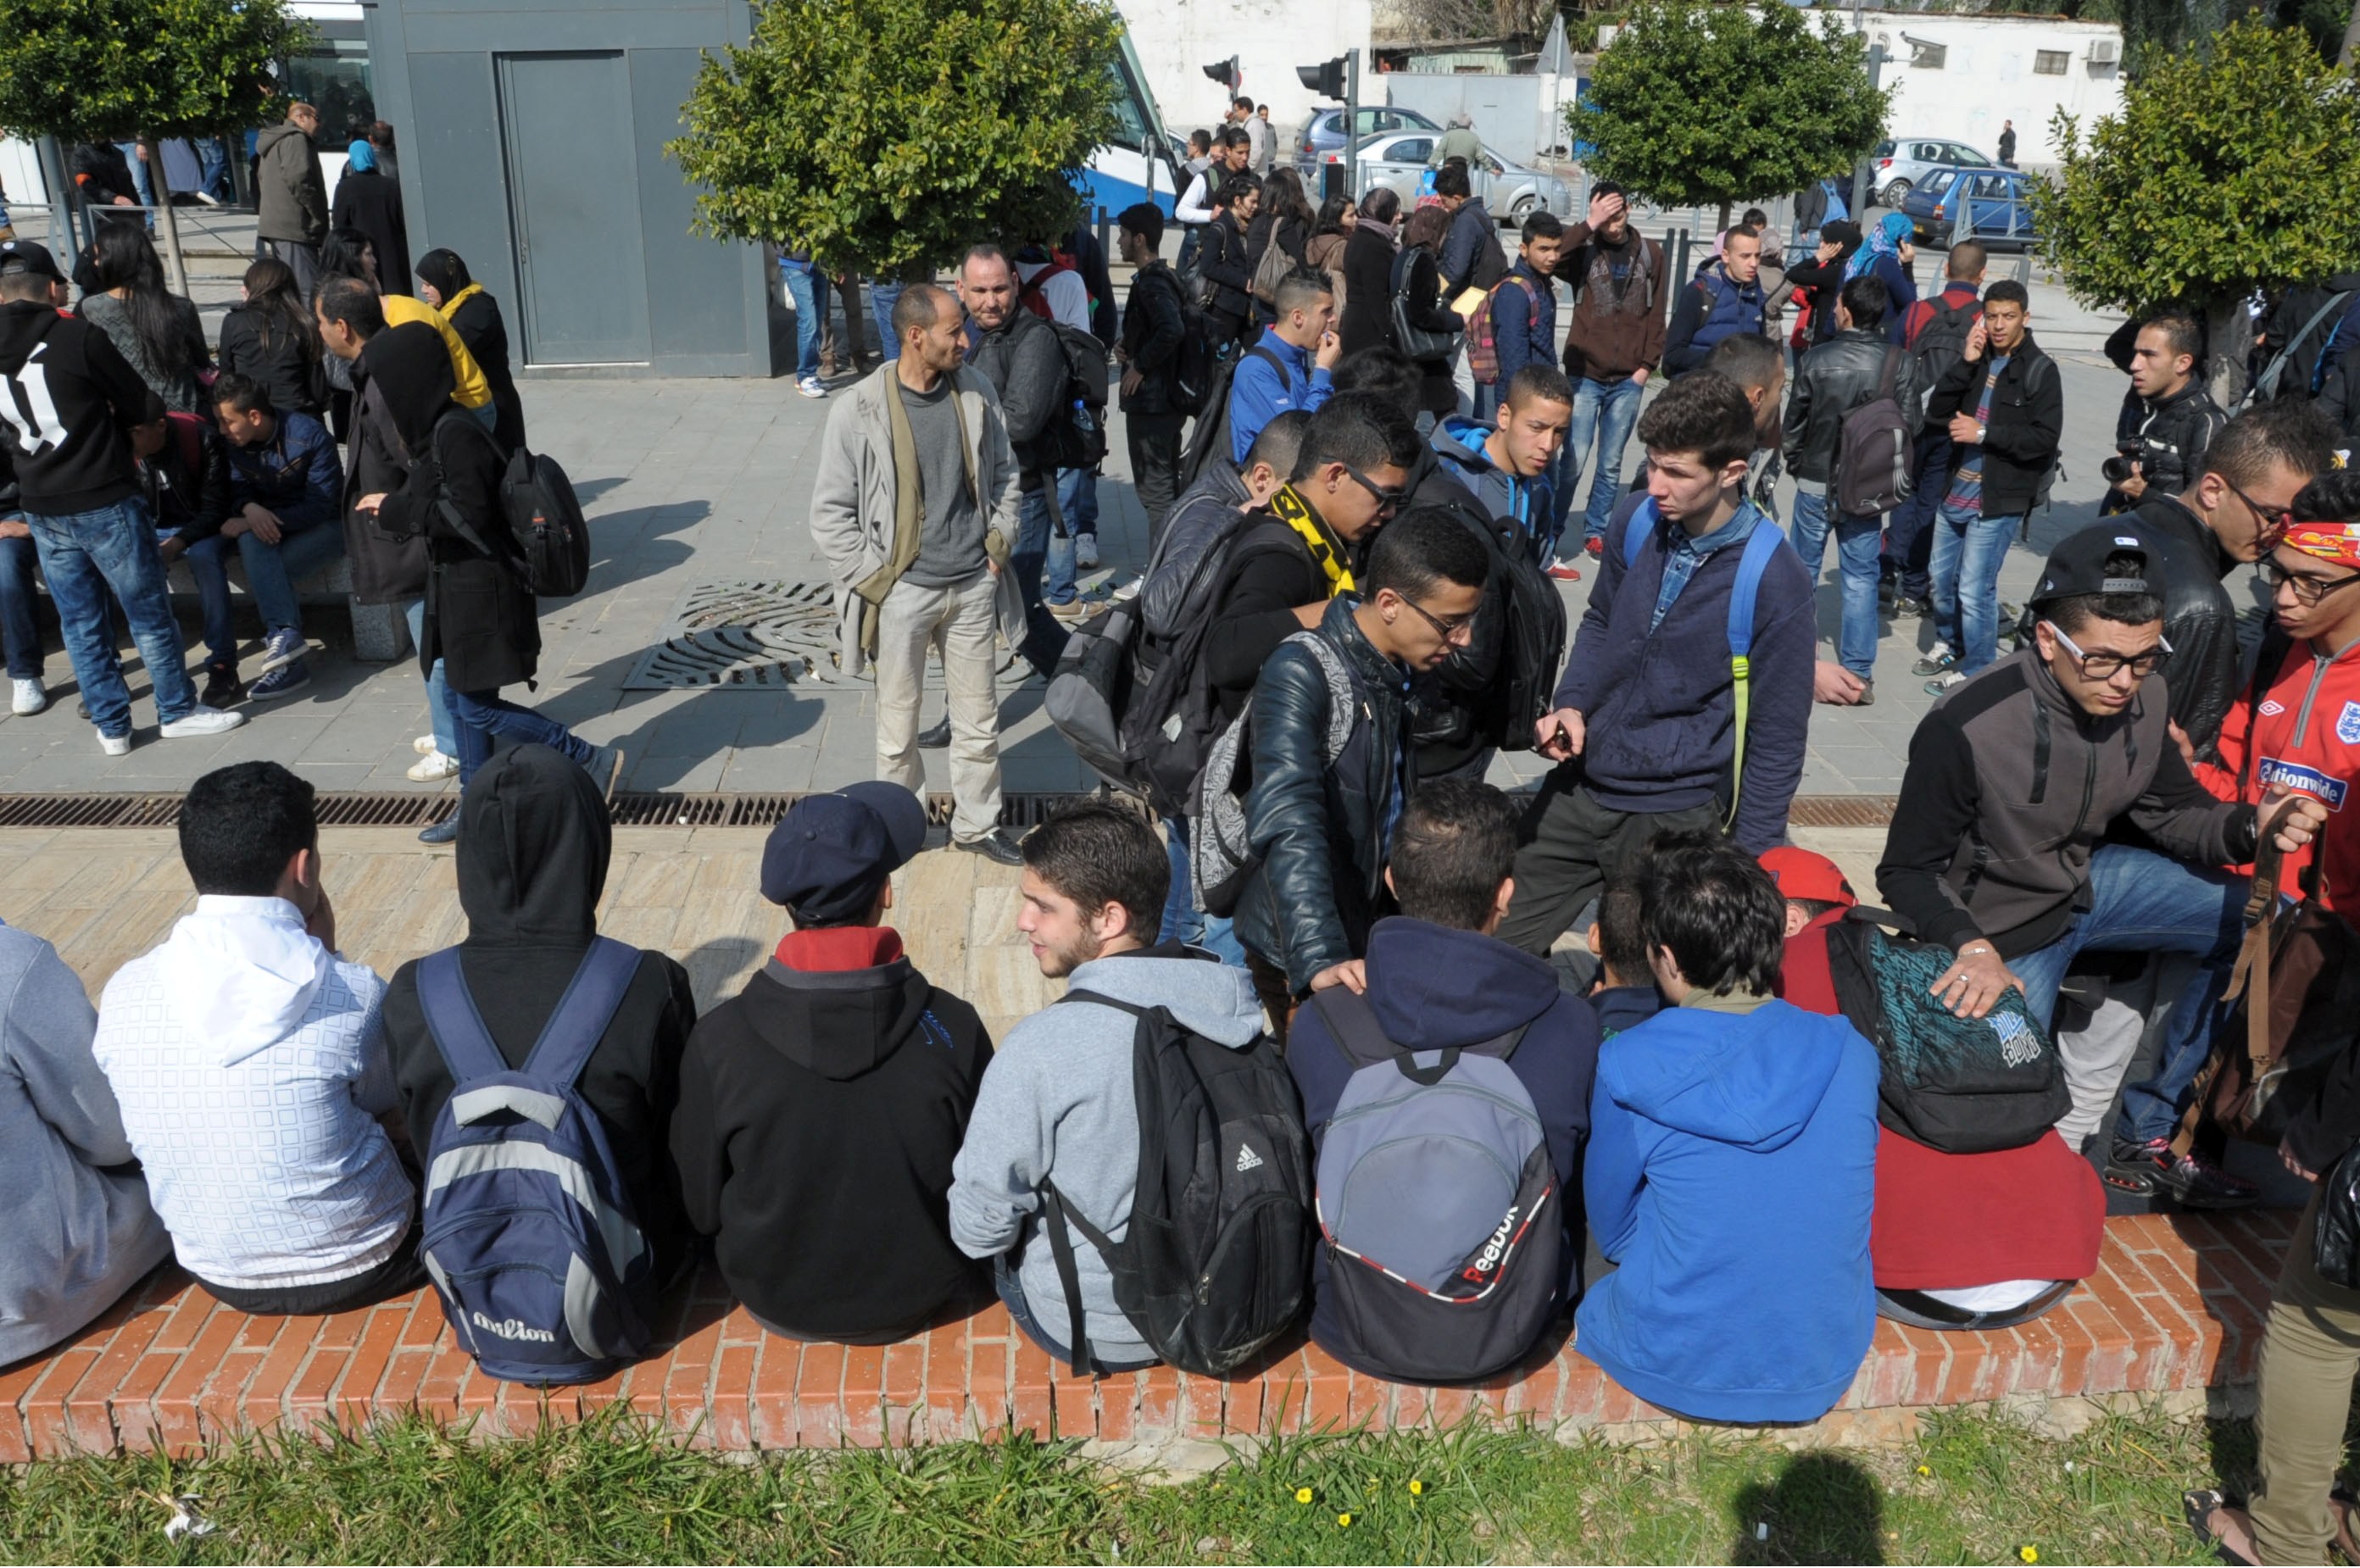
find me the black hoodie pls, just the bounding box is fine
[384,744,700,1282]
[0,300,164,515]
[671,925,991,1338]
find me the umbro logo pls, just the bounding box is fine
[1234,1144,1264,1173]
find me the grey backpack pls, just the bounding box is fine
[1189,628,1356,917]
[1832,346,1915,517]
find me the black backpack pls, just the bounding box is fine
[1909,294,1980,413]
[432,415,593,598]
[1824,908,2070,1154]
[1177,346,1282,493]
[1830,347,1914,519]
[1450,504,1566,753]
[1032,316,1111,473]
[1038,992,1313,1376]
[1171,294,1220,418]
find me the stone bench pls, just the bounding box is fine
[163,553,409,663]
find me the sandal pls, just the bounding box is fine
[2185,1489,2261,1567]
[2330,1487,2360,1563]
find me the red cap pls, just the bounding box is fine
[1759,846,1856,909]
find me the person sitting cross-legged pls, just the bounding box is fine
[210,371,346,701]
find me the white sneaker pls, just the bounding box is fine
[797,375,828,399]
[159,705,247,738]
[414,733,440,755]
[11,677,45,715]
[407,749,460,782]
[97,730,131,757]
[1075,532,1100,569]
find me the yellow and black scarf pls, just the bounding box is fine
[1268,485,1355,597]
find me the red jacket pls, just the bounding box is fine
[1779,910,2106,1290]
[2194,633,2360,911]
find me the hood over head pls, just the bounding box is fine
[1604,999,1850,1154]
[1066,943,1266,1048]
[154,898,331,1065]
[1364,917,1561,1048]
[457,743,611,947]
[361,321,456,455]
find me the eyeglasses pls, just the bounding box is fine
[2223,475,2297,547]
[1395,593,1475,643]
[2258,555,2360,605]
[2044,620,2172,680]
[1340,465,1410,516]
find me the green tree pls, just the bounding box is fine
[669,0,1122,281]
[2029,15,2360,403]
[0,0,309,292]
[1570,0,1890,228]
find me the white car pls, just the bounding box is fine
[1338,131,1573,225]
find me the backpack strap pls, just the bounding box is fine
[1874,344,1901,402]
[419,948,513,1088]
[419,938,640,1129]
[1285,630,1362,765]
[1720,520,1787,834]
[1041,986,1147,1376]
[516,937,643,1092]
[1619,496,1660,570]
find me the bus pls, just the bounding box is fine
[1083,23,1186,218]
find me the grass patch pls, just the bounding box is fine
[0,1404,2252,1565]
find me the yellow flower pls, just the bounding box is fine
[2020,1549,2039,1564]
[1294,1487,1313,1504]
[1917,1465,1932,1477]
[1408,1479,1426,1496]
[1337,1513,1355,1528]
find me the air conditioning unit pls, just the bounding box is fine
[2088,38,2120,65]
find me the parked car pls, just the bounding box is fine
[1872,136,1995,208]
[1294,104,1444,170]
[1901,167,2040,250]
[1346,131,1573,225]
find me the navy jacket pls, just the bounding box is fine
[1554,494,1814,854]
[1662,264,1766,375]
[1489,259,1557,387]
[224,409,344,531]
[1289,916,1600,1365]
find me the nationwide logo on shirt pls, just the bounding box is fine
[2257,756,2349,810]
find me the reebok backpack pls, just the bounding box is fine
[1831,346,1914,518]
[1190,627,1360,917]
[417,937,657,1384]
[1044,599,1146,798]
[1823,908,2069,1154]
[1303,988,1564,1384]
[1038,991,1312,1376]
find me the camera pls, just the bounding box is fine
[2101,454,2139,485]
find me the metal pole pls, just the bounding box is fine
[1851,43,1886,219]
[34,136,75,255]
[1673,227,1691,283]
[1343,48,1361,201]
[142,137,192,299]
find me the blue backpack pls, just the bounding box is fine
[1620,498,1786,831]
[417,937,656,1385]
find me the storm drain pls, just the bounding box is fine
[621,579,1038,692]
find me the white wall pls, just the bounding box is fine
[0,137,48,207]
[1125,0,1378,145]
[1861,15,2124,164]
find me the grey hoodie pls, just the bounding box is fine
[949,948,1264,1365]
[0,923,171,1364]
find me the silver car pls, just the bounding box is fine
[1871,136,1995,209]
[1351,131,1572,225]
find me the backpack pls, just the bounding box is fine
[1432,496,1566,753]
[1831,345,1914,517]
[1190,627,1359,916]
[1043,599,1145,797]
[1123,500,1266,816]
[1032,317,1112,473]
[416,937,656,1384]
[432,415,594,598]
[1465,275,1535,387]
[1909,294,1981,411]
[1177,345,1282,493]
[1389,247,1462,362]
[1170,288,1220,418]
[1620,503,1786,831]
[1302,987,1564,1384]
[1823,908,2069,1154]
[1037,990,1312,1376]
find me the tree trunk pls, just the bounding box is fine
[2341,0,2360,68]
[141,136,192,299]
[1717,198,1733,233]
[2202,293,2252,409]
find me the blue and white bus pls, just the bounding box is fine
[1081,25,1185,217]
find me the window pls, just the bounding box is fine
[1909,42,1947,69]
[2034,49,2070,75]
[284,23,373,139]
[1923,170,1956,199]
[1389,137,1433,164]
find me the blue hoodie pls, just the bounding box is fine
[1289,916,1600,1371]
[1578,996,1879,1424]
[1429,415,1556,564]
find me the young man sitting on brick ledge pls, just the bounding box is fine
[93,761,422,1315]
[671,782,991,1344]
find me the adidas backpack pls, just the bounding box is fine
[1038,991,1312,1377]
[1303,988,1564,1384]
[416,937,657,1384]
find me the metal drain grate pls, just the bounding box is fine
[1787,795,1898,827]
[624,580,843,691]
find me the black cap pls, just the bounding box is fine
[760,781,928,923]
[0,239,63,283]
[2031,526,2152,608]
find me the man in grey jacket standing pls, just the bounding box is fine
[810,283,1029,865]
[253,103,328,297]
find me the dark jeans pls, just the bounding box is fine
[449,687,596,787]
[167,529,238,669]
[1010,480,1077,678]
[200,1224,427,1315]
[994,1256,1158,1376]
[27,497,198,735]
[0,531,42,680]
[1882,431,1951,602]
[1499,773,1724,956]
[1127,410,1187,533]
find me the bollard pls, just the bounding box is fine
[1096,204,1110,259]
[1673,228,1691,286]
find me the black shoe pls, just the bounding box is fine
[1895,595,1934,620]
[916,718,952,749]
[953,829,1025,866]
[2105,1137,2258,1209]
[201,664,246,707]
[417,815,460,846]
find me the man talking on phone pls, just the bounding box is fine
[1497,371,1816,956]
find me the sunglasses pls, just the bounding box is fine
[1340,465,1410,515]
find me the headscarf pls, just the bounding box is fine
[361,321,457,456]
[2281,520,2360,572]
[414,247,474,302]
[345,139,377,174]
[1846,211,1911,281]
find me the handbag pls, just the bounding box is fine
[1389,248,1461,362]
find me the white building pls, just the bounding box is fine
[1122,0,1378,146]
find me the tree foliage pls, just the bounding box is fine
[669,0,1123,279]
[2030,16,2360,314]
[1569,0,1890,215]
[0,0,306,142]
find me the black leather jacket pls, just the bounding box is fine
[2118,381,2228,500]
[1781,326,1926,483]
[1233,597,1413,997]
[1924,336,2062,519]
[2124,492,2243,758]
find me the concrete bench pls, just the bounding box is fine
[164,553,409,662]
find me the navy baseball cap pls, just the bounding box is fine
[0,239,63,282]
[760,781,928,922]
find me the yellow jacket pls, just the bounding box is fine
[382,292,493,409]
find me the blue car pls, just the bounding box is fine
[1902,167,2039,251]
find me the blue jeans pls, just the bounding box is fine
[868,281,904,363]
[2003,845,2247,1148]
[448,687,594,787]
[1556,374,1646,543]
[0,532,42,680]
[994,1256,1158,1376]
[1071,467,1099,537]
[238,515,344,638]
[196,136,231,201]
[115,142,155,209]
[1788,487,1884,680]
[1160,814,1248,967]
[1929,502,2018,674]
[404,598,458,759]
[29,498,195,734]
[1883,433,1951,602]
[779,258,829,379]
[1010,478,1080,676]
[164,529,237,669]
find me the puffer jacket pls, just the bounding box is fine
[1781,326,1927,485]
[253,123,326,246]
[1233,596,1415,997]
[2122,493,2241,758]
[965,309,1068,482]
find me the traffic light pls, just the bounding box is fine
[1298,57,1348,99]
[1202,57,1240,92]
